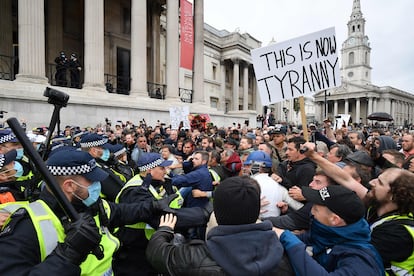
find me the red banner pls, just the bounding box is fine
[180,0,193,70]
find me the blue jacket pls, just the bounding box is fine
[279,218,385,275]
[172,164,212,208]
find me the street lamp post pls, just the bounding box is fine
[324,90,330,119]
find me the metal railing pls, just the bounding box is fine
[179,88,193,103]
[47,63,83,89]
[0,54,17,81]
[104,74,131,95]
[147,82,166,100]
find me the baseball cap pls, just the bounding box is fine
[46,147,108,182]
[243,151,272,168]
[345,150,374,167]
[302,185,365,224]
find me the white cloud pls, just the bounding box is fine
[204,0,414,93]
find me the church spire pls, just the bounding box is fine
[341,0,371,84]
[347,0,365,37]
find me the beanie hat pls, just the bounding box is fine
[214,176,261,225]
[225,152,242,173]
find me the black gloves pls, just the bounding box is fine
[54,213,102,265]
[152,194,179,213]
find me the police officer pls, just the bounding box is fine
[0,147,178,275]
[80,133,125,201]
[113,152,211,275]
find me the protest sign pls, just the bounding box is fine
[169,106,190,130]
[251,27,341,105]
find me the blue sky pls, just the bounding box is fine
[204,0,414,94]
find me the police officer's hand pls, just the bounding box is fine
[54,213,101,265]
[152,194,179,213]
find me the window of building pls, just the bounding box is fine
[365,52,368,64]
[212,64,217,80]
[122,7,131,34]
[210,97,218,108]
[225,69,230,83]
[349,52,355,65]
[225,102,229,113]
[352,25,355,32]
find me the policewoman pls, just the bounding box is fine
[0,147,175,275]
[113,152,211,276]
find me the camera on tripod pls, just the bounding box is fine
[44,87,70,107]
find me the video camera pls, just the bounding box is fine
[44,87,70,107]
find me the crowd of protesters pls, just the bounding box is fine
[0,116,413,275]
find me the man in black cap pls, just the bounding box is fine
[303,141,414,275]
[0,147,178,275]
[146,176,289,275]
[80,133,124,201]
[274,185,384,275]
[113,152,210,275]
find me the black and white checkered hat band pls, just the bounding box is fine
[47,160,97,176]
[80,137,108,148]
[114,148,126,157]
[138,158,163,171]
[0,156,5,169]
[0,134,16,144]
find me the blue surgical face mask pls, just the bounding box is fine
[16,148,24,160]
[14,161,24,177]
[73,180,101,207]
[100,149,110,162]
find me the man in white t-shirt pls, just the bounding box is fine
[242,151,303,219]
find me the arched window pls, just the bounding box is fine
[365,52,368,64]
[349,52,355,65]
[352,26,355,32]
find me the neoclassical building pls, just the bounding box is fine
[313,0,414,127]
[0,0,261,130]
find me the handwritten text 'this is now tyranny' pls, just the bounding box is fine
[257,35,339,101]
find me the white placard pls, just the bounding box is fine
[251,27,341,105]
[169,106,190,130]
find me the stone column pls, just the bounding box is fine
[192,0,205,103]
[356,98,360,124]
[232,59,240,111]
[15,0,47,83]
[83,0,105,90]
[368,97,373,115]
[344,99,349,115]
[130,0,147,96]
[220,60,226,111]
[334,100,338,116]
[373,98,377,112]
[151,5,161,84]
[243,63,249,110]
[166,0,179,100]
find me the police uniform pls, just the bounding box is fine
[0,148,169,275]
[113,153,211,276]
[367,207,414,275]
[80,134,125,201]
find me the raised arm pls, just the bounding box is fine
[302,142,369,200]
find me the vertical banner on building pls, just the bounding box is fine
[180,0,194,70]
